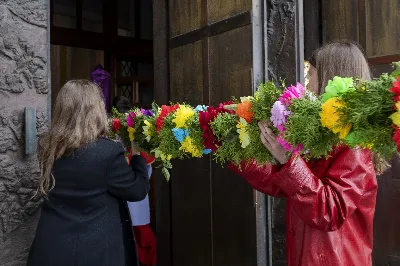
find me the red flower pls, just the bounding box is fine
[140,151,156,165]
[393,126,400,152]
[156,104,179,132]
[112,118,122,133]
[199,101,234,152]
[390,76,400,104]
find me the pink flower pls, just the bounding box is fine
[270,101,291,131]
[277,135,303,153]
[279,83,305,106]
[126,112,136,127]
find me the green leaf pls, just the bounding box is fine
[391,61,400,78]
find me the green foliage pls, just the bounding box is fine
[338,74,396,159]
[285,97,339,159]
[252,82,281,121]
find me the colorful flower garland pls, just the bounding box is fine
[109,62,400,179]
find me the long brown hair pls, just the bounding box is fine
[311,40,389,174]
[310,40,371,94]
[38,80,109,195]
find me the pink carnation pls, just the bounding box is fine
[279,83,305,106]
[126,112,136,127]
[277,135,303,153]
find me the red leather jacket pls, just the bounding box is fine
[229,146,377,266]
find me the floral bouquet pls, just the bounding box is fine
[108,61,400,180]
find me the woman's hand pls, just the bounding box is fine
[258,121,289,164]
[131,142,140,156]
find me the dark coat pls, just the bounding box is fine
[27,138,149,266]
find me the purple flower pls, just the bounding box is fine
[270,101,291,131]
[279,83,305,106]
[141,108,154,117]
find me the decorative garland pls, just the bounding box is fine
[109,62,400,180]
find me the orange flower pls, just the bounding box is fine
[235,101,254,123]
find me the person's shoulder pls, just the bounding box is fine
[330,145,373,169]
[93,137,125,154]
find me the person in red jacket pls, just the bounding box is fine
[230,41,388,266]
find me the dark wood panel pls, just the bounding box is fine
[209,25,257,266]
[170,158,213,266]
[366,0,400,57]
[153,0,170,105]
[373,156,400,266]
[209,25,252,104]
[170,41,203,104]
[304,0,322,60]
[369,55,400,66]
[50,27,153,57]
[168,38,212,266]
[153,0,172,265]
[207,0,252,24]
[169,0,202,37]
[321,0,357,43]
[169,12,251,49]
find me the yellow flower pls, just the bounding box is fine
[153,149,172,161]
[240,96,253,103]
[320,97,352,139]
[143,120,152,142]
[236,118,250,148]
[390,103,400,127]
[180,137,202,157]
[172,105,195,128]
[127,127,135,142]
[361,143,374,149]
[391,111,400,127]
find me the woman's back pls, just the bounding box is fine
[28,139,149,266]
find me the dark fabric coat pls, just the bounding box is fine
[27,138,149,266]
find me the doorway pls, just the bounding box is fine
[49,0,157,247]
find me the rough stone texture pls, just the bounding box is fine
[266,0,298,265]
[0,0,48,265]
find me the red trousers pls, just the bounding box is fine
[133,225,157,266]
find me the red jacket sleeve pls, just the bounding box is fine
[271,147,376,231]
[228,161,286,198]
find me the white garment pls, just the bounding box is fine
[127,165,152,226]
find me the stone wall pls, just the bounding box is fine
[0,0,48,265]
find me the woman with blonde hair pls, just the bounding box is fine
[27,80,149,266]
[231,41,385,266]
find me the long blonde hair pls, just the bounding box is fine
[311,41,389,174]
[38,80,109,195]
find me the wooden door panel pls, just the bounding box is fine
[209,25,253,103]
[169,39,212,266]
[170,41,204,103]
[373,156,400,266]
[366,0,400,57]
[207,0,251,24]
[169,0,202,37]
[322,0,357,42]
[209,25,256,266]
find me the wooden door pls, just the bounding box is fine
[153,1,257,265]
[304,0,400,265]
[153,0,304,265]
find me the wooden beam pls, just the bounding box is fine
[369,54,400,65]
[169,12,251,49]
[50,27,153,55]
